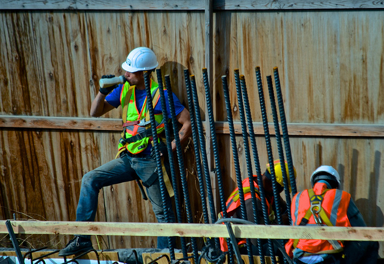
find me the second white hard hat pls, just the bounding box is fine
[121,47,158,72]
[310,165,341,189]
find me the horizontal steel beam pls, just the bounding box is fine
[0,0,383,11]
[1,221,383,241]
[0,115,383,138]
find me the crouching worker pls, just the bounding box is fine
[219,160,296,256]
[285,165,379,264]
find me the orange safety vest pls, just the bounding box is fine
[285,182,351,258]
[219,176,273,252]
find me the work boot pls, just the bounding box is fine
[58,236,93,256]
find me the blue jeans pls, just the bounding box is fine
[76,152,175,249]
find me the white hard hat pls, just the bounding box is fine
[310,165,341,189]
[121,47,158,72]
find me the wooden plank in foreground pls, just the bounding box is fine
[0,0,382,10]
[0,221,383,241]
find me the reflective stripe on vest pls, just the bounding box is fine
[118,80,165,154]
[220,176,273,252]
[286,182,351,256]
[224,177,271,215]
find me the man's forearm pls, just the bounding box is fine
[90,92,115,117]
[90,93,107,117]
[171,121,192,151]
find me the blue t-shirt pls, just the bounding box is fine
[106,83,185,154]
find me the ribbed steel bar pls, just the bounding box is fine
[240,75,277,263]
[190,75,219,249]
[221,74,250,263]
[266,75,292,225]
[202,68,227,216]
[183,70,209,225]
[143,71,175,259]
[164,74,199,261]
[156,69,187,258]
[202,68,235,264]
[234,71,261,264]
[273,67,297,195]
[189,75,218,230]
[255,69,282,226]
[256,69,287,264]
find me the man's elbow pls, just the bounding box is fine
[90,109,101,117]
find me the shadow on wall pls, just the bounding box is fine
[338,150,383,227]
[159,61,188,105]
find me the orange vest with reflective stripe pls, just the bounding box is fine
[220,176,272,252]
[285,182,351,257]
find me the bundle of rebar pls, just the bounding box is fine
[145,65,296,264]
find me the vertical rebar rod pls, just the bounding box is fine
[143,71,175,259]
[256,68,287,264]
[255,69,282,226]
[234,72,262,264]
[164,75,199,261]
[190,75,218,226]
[156,69,187,258]
[202,68,235,264]
[221,74,250,263]
[183,70,209,225]
[6,220,24,264]
[202,68,227,215]
[273,67,297,195]
[240,73,276,261]
[266,75,292,224]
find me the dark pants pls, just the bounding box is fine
[343,241,379,264]
[294,241,379,264]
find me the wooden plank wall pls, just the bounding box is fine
[0,0,383,252]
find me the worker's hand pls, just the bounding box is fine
[151,141,168,159]
[99,74,118,95]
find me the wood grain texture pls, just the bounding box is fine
[1,221,384,241]
[0,8,383,251]
[214,0,384,10]
[0,0,382,10]
[0,116,382,137]
[212,11,384,124]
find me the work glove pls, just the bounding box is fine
[99,74,118,95]
[151,141,168,160]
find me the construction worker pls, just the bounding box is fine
[59,47,191,256]
[285,165,379,264]
[219,160,296,255]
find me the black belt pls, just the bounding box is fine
[120,150,151,158]
[120,129,153,145]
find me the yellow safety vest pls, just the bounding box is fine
[117,80,164,154]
